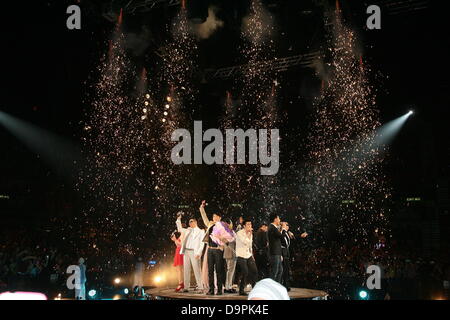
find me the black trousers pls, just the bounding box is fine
[208,248,225,292]
[255,250,269,280]
[282,252,291,289]
[236,256,258,293]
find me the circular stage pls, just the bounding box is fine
[147,287,328,300]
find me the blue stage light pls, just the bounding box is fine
[88,289,97,298]
[124,288,129,294]
[359,290,368,299]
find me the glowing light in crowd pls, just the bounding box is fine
[114,278,121,284]
[359,290,369,299]
[88,290,96,297]
[0,292,47,300]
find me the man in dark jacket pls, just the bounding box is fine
[268,213,284,283]
[254,223,269,280]
[281,222,308,290]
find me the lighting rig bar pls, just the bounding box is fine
[124,0,180,13]
[380,0,429,15]
[207,51,321,80]
[103,0,180,21]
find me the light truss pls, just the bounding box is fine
[103,0,180,21]
[380,0,429,15]
[207,51,321,80]
[124,0,180,13]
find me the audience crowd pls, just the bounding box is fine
[1,218,449,300]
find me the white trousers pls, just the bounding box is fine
[183,249,203,290]
[225,258,237,290]
[75,283,86,300]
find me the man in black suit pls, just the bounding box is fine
[281,222,292,290]
[254,223,269,280]
[281,221,308,291]
[268,213,285,283]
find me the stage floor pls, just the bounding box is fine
[147,287,328,300]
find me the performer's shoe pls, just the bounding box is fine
[224,289,237,294]
[175,283,184,292]
[182,289,189,293]
[216,291,223,296]
[206,290,214,295]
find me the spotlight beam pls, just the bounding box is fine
[318,111,414,186]
[374,111,413,146]
[0,111,82,181]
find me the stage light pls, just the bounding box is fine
[143,108,147,113]
[144,101,149,106]
[145,94,150,99]
[359,290,368,299]
[141,115,147,120]
[124,288,129,294]
[163,111,168,116]
[165,104,170,109]
[166,96,172,102]
[373,111,414,147]
[114,277,121,284]
[88,290,96,297]
[162,118,166,123]
[154,275,163,284]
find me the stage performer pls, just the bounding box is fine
[236,219,258,296]
[268,214,285,283]
[235,216,244,232]
[75,257,86,300]
[199,200,232,295]
[170,231,184,292]
[254,223,269,280]
[176,212,205,293]
[281,221,308,291]
[223,219,237,293]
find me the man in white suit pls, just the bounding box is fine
[176,215,205,292]
[236,220,258,296]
